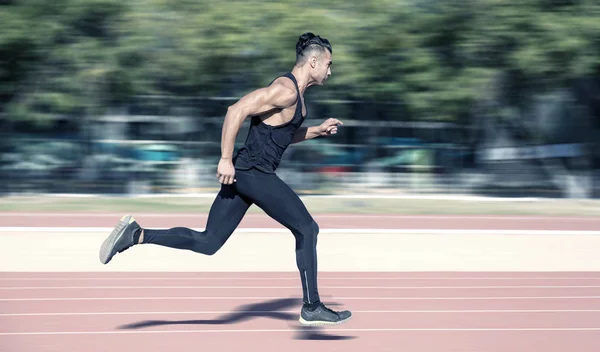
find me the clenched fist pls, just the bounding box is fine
[319,118,343,136]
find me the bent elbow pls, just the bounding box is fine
[224,105,238,121]
[223,105,249,128]
[226,104,246,118]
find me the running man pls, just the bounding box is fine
[99,32,351,326]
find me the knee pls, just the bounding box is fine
[310,221,319,238]
[207,236,224,256]
[204,244,220,256]
[198,233,223,256]
[298,220,319,240]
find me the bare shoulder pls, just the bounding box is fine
[229,75,298,117]
[266,76,297,107]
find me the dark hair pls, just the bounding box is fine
[295,32,332,63]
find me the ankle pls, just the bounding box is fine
[133,229,144,244]
[303,300,322,311]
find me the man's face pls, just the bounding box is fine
[314,50,332,85]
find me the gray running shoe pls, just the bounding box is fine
[99,215,140,264]
[299,302,352,326]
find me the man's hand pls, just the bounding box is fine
[216,157,236,184]
[318,118,343,136]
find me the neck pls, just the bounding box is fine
[290,65,316,95]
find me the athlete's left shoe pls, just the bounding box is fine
[99,215,141,264]
[299,302,352,326]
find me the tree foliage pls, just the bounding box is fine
[1,0,598,126]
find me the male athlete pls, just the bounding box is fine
[99,32,351,326]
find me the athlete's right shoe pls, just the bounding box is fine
[99,215,141,264]
[299,302,352,326]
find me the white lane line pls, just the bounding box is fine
[2,327,600,336]
[2,213,597,220]
[2,296,600,302]
[2,285,600,290]
[2,277,600,281]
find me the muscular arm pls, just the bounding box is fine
[291,118,343,144]
[291,126,323,144]
[220,79,298,159]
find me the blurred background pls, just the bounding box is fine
[1,0,599,198]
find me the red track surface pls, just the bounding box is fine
[1,272,600,351]
[1,214,599,350]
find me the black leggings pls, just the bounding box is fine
[142,167,320,305]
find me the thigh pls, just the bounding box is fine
[204,182,253,245]
[238,170,314,233]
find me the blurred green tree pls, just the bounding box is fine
[0,0,597,128]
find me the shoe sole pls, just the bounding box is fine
[298,315,352,327]
[99,215,134,264]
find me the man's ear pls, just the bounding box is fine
[310,56,318,68]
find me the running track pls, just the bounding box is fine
[1,272,600,351]
[1,214,599,351]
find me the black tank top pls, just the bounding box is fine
[233,72,305,173]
